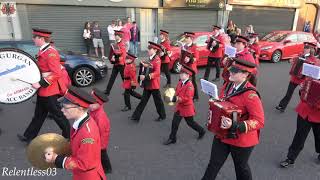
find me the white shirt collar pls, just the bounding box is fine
[182,79,188,85]
[149,53,156,60]
[214,32,220,37]
[40,43,50,51]
[187,42,193,47]
[304,53,310,57]
[233,80,246,90]
[72,112,88,130]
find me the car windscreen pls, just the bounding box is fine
[171,34,186,47]
[261,32,288,42]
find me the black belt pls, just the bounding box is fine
[124,77,130,80]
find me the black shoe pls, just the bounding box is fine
[155,117,165,122]
[17,134,31,143]
[212,78,220,82]
[104,91,110,96]
[275,105,285,112]
[163,138,176,145]
[0,128,2,136]
[129,116,139,122]
[280,159,294,168]
[121,106,131,112]
[318,154,320,162]
[193,98,199,102]
[198,130,206,140]
[104,168,112,174]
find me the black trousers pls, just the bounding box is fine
[204,57,221,80]
[278,81,298,109]
[131,89,166,121]
[105,65,124,95]
[287,115,320,161]
[191,74,199,99]
[101,149,112,172]
[201,138,254,180]
[169,112,204,140]
[84,38,91,54]
[24,95,70,140]
[124,88,142,109]
[161,63,171,85]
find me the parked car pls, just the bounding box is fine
[0,40,108,87]
[258,31,317,63]
[169,32,214,73]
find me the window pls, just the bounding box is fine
[0,44,14,48]
[285,34,298,43]
[297,34,308,42]
[16,44,38,57]
[195,35,209,46]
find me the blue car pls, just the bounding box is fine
[0,40,108,87]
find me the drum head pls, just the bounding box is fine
[0,48,40,104]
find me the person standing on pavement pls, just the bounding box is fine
[121,53,142,112]
[201,59,264,180]
[129,21,140,56]
[276,42,319,113]
[114,19,123,31]
[130,42,166,122]
[83,22,92,56]
[121,18,132,52]
[107,20,116,44]
[248,33,260,66]
[204,25,225,82]
[104,30,126,96]
[159,29,172,88]
[17,28,70,143]
[163,65,206,145]
[92,21,106,59]
[44,86,106,180]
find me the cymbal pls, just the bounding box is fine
[26,133,71,170]
[163,87,176,106]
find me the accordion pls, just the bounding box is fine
[289,57,313,79]
[206,36,219,53]
[108,43,121,64]
[300,78,320,109]
[180,50,194,64]
[207,99,242,139]
[160,44,168,61]
[138,60,152,88]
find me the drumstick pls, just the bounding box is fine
[10,77,32,85]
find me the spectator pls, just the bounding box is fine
[244,25,254,37]
[226,20,237,43]
[129,21,140,56]
[92,21,106,59]
[126,17,133,30]
[107,20,116,44]
[83,21,92,55]
[303,21,311,32]
[114,19,123,31]
[121,18,132,52]
[235,27,242,36]
[316,35,320,56]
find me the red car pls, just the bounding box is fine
[259,31,317,63]
[169,32,214,72]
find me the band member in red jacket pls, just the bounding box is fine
[90,88,112,174]
[248,33,260,66]
[181,32,199,100]
[159,30,172,88]
[45,86,106,180]
[204,25,225,82]
[202,59,264,180]
[276,42,318,112]
[121,53,142,112]
[130,42,166,122]
[105,30,127,96]
[18,28,70,143]
[280,78,320,167]
[163,65,206,145]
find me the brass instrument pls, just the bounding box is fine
[163,87,176,106]
[27,133,71,170]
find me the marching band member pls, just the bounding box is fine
[163,65,205,145]
[202,59,264,180]
[159,29,172,88]
[248,33,260,66]
[130,42,166,122]
[90,88,112,173]
[45,86,106,180]
[204,25,225,82]
[181,32,199,101]
[105,30,127,96]
[121,53,142,112]
[18,28,70,143]
[276,42,318,112]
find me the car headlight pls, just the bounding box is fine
[95,61,106,67]
[261,46,273,51]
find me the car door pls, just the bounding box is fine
[282,34,299,58]
[194,34,210,66]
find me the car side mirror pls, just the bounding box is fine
[284,40,292,44]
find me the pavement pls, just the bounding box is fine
[0,60,320,180]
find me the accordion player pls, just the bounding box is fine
[138,60,152,88]
[108,43,121,64]
[300,77,320,110]
[206,36,220,53]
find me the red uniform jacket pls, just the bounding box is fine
[208,34,225,58]
[296,101,320,123]
[249,43,260,66]
[110,40,126,66]
[90,105,111,150]
[145,55,161,90]
[56,115,106,180]
[175,79,195,117]
[290,55,318,85]
[160,40,171,64]
[123,63,138,89]
[37,45,62,97]
[182,44,199,74]
[218,81,265,147]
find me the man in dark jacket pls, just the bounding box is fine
[129,21,140,56]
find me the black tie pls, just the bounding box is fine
[231,87,237,94]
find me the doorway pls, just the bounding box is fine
[139,9,157,51]
[297,4,317,32]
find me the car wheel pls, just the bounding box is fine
[171,60,180,73]
[271,50,282,63]
[73,67,95,87]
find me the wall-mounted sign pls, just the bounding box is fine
[163,0,225,9]
[0,2,16,17]
[227,0,303,8]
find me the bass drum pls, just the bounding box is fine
[0,48,41,104]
